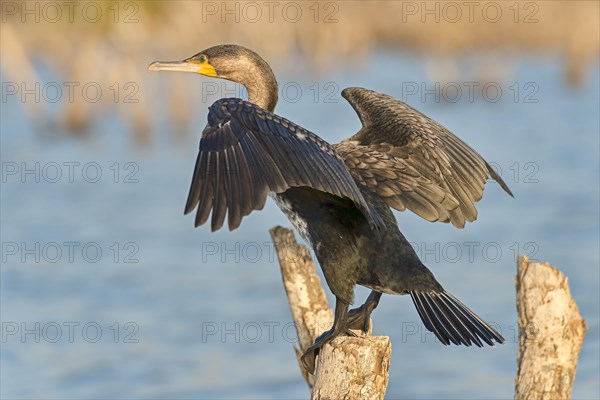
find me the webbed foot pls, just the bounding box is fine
[300,297,352,373]
[346,290,383,333]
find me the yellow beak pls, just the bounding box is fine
[148,59,217,77]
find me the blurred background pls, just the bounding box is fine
[1,1,599,398]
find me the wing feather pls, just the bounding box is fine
[338,87,512,228]
[186,98,385,234]
[194,152,213,227]
[211,152,228,231]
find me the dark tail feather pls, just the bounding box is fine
[410,291,505,347]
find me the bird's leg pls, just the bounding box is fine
[346,290,383,333]
[301,296,350,373]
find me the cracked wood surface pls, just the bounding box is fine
[515,256,587,400]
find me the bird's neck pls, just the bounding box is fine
[246,78,278,113]
[237,57,278,112]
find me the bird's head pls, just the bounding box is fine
[148,45,239,78]
[148,44,278,111]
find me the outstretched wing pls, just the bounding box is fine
[185,98,385,234]
[339,87,512,228]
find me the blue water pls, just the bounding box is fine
[1,52,599,399]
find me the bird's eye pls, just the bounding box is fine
[198,55,207,63]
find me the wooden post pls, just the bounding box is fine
[269,226,391,399]
[515,255,587,400]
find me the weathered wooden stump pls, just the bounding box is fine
[269,226,391,399]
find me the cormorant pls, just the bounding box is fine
[149,44,513,372]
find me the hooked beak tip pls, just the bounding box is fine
[148,62,162,72]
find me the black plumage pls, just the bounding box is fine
[149,44,512,373]
[185,99,385,235]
